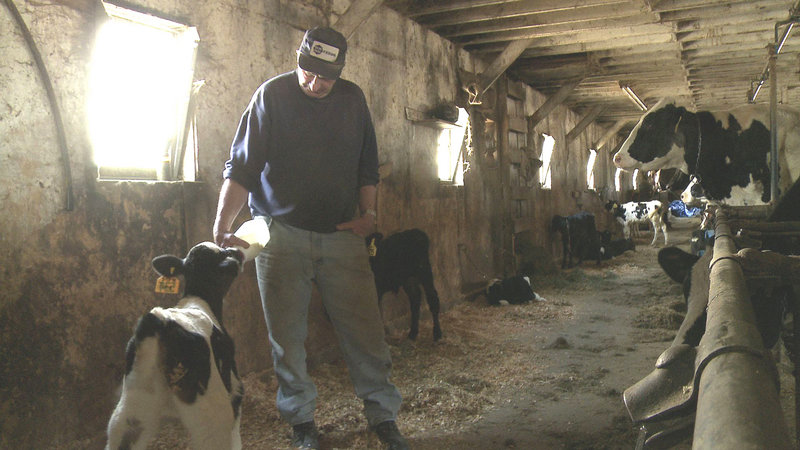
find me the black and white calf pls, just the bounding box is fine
[604,200,668,246]
[366,229,442,341]
[551,211,604,268]
[613,98,800,206]
[486,275,546,306]
[106,242,244,450]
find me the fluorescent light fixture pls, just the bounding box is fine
[619,83,647,111]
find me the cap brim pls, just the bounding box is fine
[298,52,343,79]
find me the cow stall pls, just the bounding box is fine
[625,205,800,449]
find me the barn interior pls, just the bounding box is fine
[3,0,800,448]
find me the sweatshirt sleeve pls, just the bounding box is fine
[223,86,269,193]
[357,94,380,187]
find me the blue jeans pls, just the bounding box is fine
[255,219,401,427]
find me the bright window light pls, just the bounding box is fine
[632,169,640,190]
[88,3,199,180]
[586,149,597,190]
[539,134,555,189]
[615,168,623,192]
[437,107,470,185]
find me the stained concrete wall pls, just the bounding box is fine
[0,0,624,447]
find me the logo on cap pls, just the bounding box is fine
[310,40,339,63]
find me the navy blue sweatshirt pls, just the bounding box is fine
[224,71,379,233]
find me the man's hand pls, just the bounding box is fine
[213,227,250,249]
[336,214,376,237]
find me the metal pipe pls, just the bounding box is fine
[693,213,792,449]
[770,46,780,203]
[748,2,800,104]
[3,0,74,210]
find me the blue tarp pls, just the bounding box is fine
[669,200,702,217]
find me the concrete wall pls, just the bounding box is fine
[0,0,624,446]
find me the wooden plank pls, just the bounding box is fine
[509,116,527,133]
[566,105,605,142]
[331,0,384,39]
[458,23,673,47]
[511,185,530,199]
[397,0,626,18]
[514,216,536,234]
[418,1,642,28]
[439,13,652,39]
[529,77,583,126]
[507,80,526,99]
[593,119,629,150]
[478,37,536,94]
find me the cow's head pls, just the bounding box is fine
[613,98,691,172]
[680,177,706,206]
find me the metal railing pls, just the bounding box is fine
[692,211,793,448]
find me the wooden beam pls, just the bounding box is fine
[528,77,583,126]
[400,0,625,18]
[418,0,638,27]
[477,37,535,95]
[331,0,384,39]
[593,119,629,150]
[566,105,605,142]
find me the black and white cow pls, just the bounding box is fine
[366,229,442,341]
[106,242,244,450]
[486,275,546,306]
[613,98,800,205]
[551,212,604,269]
[604,200,669,246]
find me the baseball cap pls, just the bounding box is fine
[297,27,347,79]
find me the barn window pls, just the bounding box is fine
[437,107,470,185]
[632,169,640,190]
[614,168,623,192]
[586,149,597,190]
[539,134,555,189]
[88,2,200,181]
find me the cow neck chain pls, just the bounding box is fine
[691,111,703,182]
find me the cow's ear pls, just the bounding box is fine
[152,254,185,277]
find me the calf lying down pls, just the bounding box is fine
[486,276,547,306]
[106,242,244,450]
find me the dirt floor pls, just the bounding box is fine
[83,224,798,449]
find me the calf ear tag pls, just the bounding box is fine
[368,238,378,257]
[155,267,180,294]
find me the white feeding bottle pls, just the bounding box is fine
[232,217,270,263]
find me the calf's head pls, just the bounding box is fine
[152,242,243,319]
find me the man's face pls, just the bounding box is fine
[296,67,336,98]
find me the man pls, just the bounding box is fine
[213,27,408,450]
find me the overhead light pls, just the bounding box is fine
[619,83,647,111]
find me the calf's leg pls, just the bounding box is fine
[402,280,423,341]
[106,339,168,450]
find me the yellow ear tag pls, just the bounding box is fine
[155,267,180,294]
[368,238,378,257]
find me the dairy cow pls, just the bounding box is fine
[613,98,800,205]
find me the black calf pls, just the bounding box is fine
[366,229,442,341]
[551,212,603,268]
